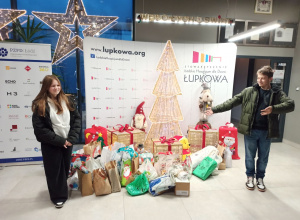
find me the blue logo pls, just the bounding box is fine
[0,48,8,57]
[90,54,95,58]
[34,147,39,152]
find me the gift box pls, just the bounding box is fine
[152,137,183,155]
[188,125,219,153]
[84,125,108,145]
[107,124,145,147]
[175,179,190,197]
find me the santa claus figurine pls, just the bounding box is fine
[131,101,147,131]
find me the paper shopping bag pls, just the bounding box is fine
[105,160,121,193]
[77,170,94,196]
[93,169,112,196]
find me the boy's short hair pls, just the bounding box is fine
[257,66,274,78]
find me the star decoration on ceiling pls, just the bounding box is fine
[0,9,26,41]
[32,0,118,64]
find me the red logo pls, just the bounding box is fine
[25,66,31,71]
[10,125,17,132]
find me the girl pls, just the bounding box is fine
[32,75,81,208]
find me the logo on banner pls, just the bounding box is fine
[192,51,222,63]
[90,54,95,58]
[119,97,125,100]
[8,115,19,119]
[25,66,31,71]
[92,107,101,109]
[119,115,126,119]
[24,91,33,96]
[25,127,33,130]
[23,79,35,84]
[24,105,32,108]
[93,97,100,100]
[7,104,20,108]
[9,138,20,142]
[106,67,112,70]
[132,88,137,91]
[93,116,100,120]
[0,47,8,57]
[106,107,113,110]
[7,92,17,96]
[5,66,16,70]
[5,80,16,84]
[39,66,49,71]
[10,125,17,132]
[91,76,99,80]
[106,87,112,90]
[119,77,125,81]
[34,147,41,152]
[25,115,32,119]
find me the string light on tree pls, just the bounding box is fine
[144,40,183,151]
[0,9,26,41]
[32,0,118,64]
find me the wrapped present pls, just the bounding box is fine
[188,125,219,153]
[84,125,108,145]
[152,137,183,155]
[107,124,145,147]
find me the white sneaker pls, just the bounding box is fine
[257,178,266,192]
[246,176,255,190]
[55,202,64,209]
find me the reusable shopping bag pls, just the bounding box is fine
[126,172,149,196]
[121,159,132,186]
[192,156,217,180]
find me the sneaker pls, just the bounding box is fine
[55,202,64,209]
[257,178,266,192]
[246,176,255,190]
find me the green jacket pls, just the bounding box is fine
[212,83,295,138]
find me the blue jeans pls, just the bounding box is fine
[244,129,271,179]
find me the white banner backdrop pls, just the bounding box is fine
[83,37,237,135]
[0,42,51,163]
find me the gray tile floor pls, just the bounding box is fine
[1,134,300,220]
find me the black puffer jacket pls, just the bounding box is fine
[32,100,81,147]
[212,83,295,138]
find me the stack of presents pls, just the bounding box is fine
[68,123,240,197]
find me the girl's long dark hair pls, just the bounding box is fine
[32,75,74,116]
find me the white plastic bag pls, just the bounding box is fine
[190,145,219,170]
[100,146,112,168]
[138,159,158,181]
[224,146,232,168]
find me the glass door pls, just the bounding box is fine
[270,57,293,142]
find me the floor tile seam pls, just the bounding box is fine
[226,189,259,219]
[179,196,193,220]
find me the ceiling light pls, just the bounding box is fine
[228,20,282,42]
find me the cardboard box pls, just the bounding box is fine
[152,138,182,155]
[188,126,219,153]
[107,127,145,147]
[175,179,190,196]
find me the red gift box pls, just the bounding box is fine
[84,125,108,145]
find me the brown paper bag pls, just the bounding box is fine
[217,144,225,157]
[131,157,139,174]
[77,170,94,196]
[105,160,121,193]
[93,169,112,196]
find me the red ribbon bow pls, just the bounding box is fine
[194,124,210,130]
[114,124,134,132]
[159,136,176,151]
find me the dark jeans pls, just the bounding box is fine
[41,143,73,204]
[244,129,271,179]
